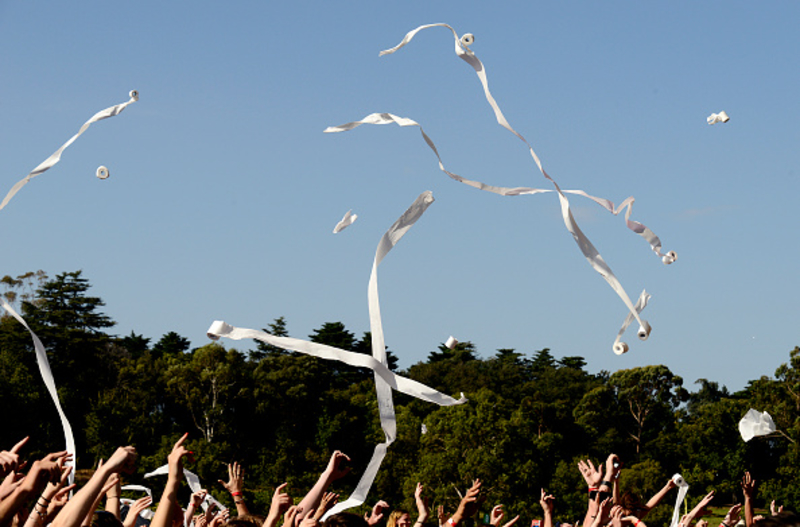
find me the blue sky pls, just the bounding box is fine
[1,2,798,393]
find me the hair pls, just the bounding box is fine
[223,516,267,527]
[92,511,124,527]
[324,513,370,527]
[754,513,800,527]
[386,511,410,527]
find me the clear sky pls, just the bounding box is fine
[1,2,798,393]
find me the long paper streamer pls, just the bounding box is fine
[207,321,466,407]
[0,91,139,211]
[332,24,679,351]
[120,485,154,521]
[144,465,226,513]
[669,474,689,527]
[0,300,76,483]
[323,190,435,517]
[333,209,358,233]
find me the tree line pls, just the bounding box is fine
[1,270,798,524]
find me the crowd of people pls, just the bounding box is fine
[0,436,795,527]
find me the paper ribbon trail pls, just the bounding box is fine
[707,111,730,125]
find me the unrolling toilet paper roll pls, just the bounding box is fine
[460,33,474,47]
[637,320,651,341]
[96,166,109,179]
[613,341,629,355]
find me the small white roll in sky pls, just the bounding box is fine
[96,166,109,179]
[460,33,474,47]
[445,335,458,349]
[637,320,651,341]
[707,111,730,125]
[333,209,357,233]
[613,341,629,355]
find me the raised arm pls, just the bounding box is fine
[295,451,350,522]
[264,484,292,527]
[449,480,481,527]
[185,490,208,527]
[219,462,249,517]
[578,459,603,527]
[150,434,190,527]
[540,489,555,527]
[741,473,756,527]
[642,478,677,518]
[680,491,715,527]
[2,452,67,527]
[51,448,136,527]
[414,483,430,526]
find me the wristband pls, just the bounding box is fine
[601,481,613,487]
[231,491,243,497]
[447,518,457,527]
[588,487,598,492]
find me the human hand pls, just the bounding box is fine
[325,451,351,481]
[314,492,339,520]
[415,483,430,522]
[610,506,624,527]
[490,505,505,527]
[123,496,153,527]
[596,497,612,525]
[364,501,390,526]
[195,514,209,527]
[219,462,244,495]
[282,505,301,527]
[741,472,755,499]
[753,516,765,523]
[437,505,446,526]
[268,483,292,519]
[578,460,603,488]
[300,510,319,527]
[690,491,715,520]
[771,500,784,516]
[209,509,230,527]
[102,472,121,496]
[104,446,137,475]
[604,454,621,480]
[191,490,208,508]
[540,490,554,516]
[167,434,190,477]
[455,480,481,521]
[0,471,24,501]
[723,504,742,526]
[501,515,520,527]
[0,437,28,478]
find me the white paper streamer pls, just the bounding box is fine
[369,24,679,349]
[120,485,154,520]
[207,320,466,407]
[333,209,358,233]
[0,300,76,483]
[669,474,689,527]
[324,190,437,518]
[707,111,730,125]
[0,91,139,211]
[612,290,650,355]
[143,465,225,512]
[739,409,777,442]
[96,166,110,180]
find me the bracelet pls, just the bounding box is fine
[721,522,729,527]
[39,497,51,503]
[234,499,245,504]
[588,487,598,492]
[108,495,120,499]
[231,491,243,497]
[447,518,457,527]
[634,521,641,527]
[601,481,613,488]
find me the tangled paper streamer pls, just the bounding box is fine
[0,91,138,211]
[1,300,76,483]
[707,111,730,125]
[739,409,776,442]
[328,24,678,352]
[333,209,358,233]
[209,192,466,516]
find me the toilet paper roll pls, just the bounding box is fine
[96,166,109,179]
[613,341,629,355]
[207,320,232,340]
[129,90,139,101]
[445,336,458,349]
[637,320,651,340]
[707,111,729,125]
[460,33,474,47]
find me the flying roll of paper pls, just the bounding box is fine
[96,166,109,179]
[613,341,629,355]
[129,90,139,101]
[445,336,458,349]
[333,209,358,233]
[662,250,678,264]
[669,473,690,527]
[460,33,474,47]
[637,321,651,341]
[738,408,776,442]
[707,111,729,125]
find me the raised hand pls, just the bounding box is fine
[723,504,742,527]
[313,493,339,520]
[219,462,245,495]
[123,496,153,527]
[104,447,137,475]
[454,480,482,522]
[415,483,430,523]
[771,500,784,516]
[364,501,390,526]
[490,505,505,527]
[578,460,603,488]
[741,472,756,498]
[540,490,555,516]
[0,438,29,478]
[325,451,351,481]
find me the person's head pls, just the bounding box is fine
[223,516,266,527]
[387,511,411,527]
[325,513,370,527]
[92,511,124,527]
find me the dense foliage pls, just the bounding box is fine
[1,271,797,524]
